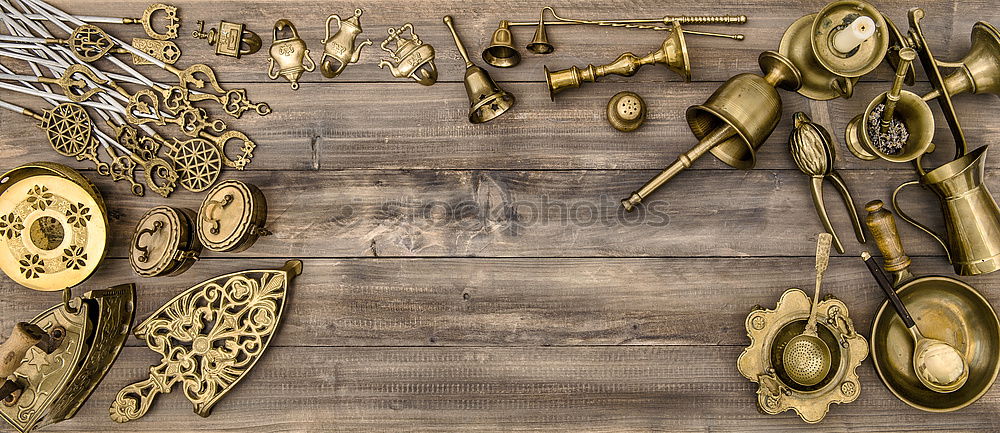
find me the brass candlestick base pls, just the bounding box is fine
[545,22,688,100]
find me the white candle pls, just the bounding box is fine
[832,16,876,53]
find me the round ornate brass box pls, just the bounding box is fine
[130,206,202,277]
[197,180,268,252]
[871,279,1000,412]
[0,162,108,292]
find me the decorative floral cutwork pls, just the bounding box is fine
[19,254,45,279]
[62,245,88,270]
[26,185,54,211]
[65,203,92,228]
[0,212,24,239]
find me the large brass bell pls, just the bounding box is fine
[622,51,802,211]
[321,9,373,79]
[482,20,521,68]
[267,19,316,90]
[780,0,888,100]
[444,16,516,124]
[545,22,689,100]
[845,47,935,162]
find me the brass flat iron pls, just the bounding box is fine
[443,15,515,124]
[544,22,689,100]
[622,51,802,211]
[780,0,889,100]
[268,19,315,90]
[110,260,302,422]
[321,9,373,79]
[378,23,437,86]
[192,20,262,59]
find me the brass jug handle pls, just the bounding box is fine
[325,14,342,42]
[891,180,952,263]
[202,194,234,235]
[134,220,164,263]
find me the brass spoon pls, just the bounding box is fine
[782,232,833,386]
[862,251,970,393]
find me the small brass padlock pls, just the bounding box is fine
[267,19,315,90]
[321,9,372,79]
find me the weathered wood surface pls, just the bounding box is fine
[0,0,998,431]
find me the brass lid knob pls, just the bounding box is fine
[606,91,647,132]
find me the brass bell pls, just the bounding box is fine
[845,47,935,162]
[545,22,689,100]
[622,51,802,211]
[321,9,373,79]
[267,19,316,90]
[378,23,437,86]
[444,16,516,124]
[924,22,1000,100]
[779,0,889,101]
[526,8,553,54]
[482,20,521,68]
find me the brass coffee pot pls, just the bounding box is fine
[544,22,689,100]
[893,145,1000,276]
[378,23,437,86]
[267,19,315,90]
[321,9,373,79]
[443,15,516,124]
[622,51,802,211]
[779,0,889,101]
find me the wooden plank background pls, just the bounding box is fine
[0,0,999,431]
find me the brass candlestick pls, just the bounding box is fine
[545,22,689,100]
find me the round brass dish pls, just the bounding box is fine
[129,206,202,277]
[197,180,268,253]
[0,162,107,292]
[871,278,1000,412]
[780,14,858,101]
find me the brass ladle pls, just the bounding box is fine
[782,232,833,386]
[862,251,970,393]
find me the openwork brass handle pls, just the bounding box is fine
[201,194,233,235]
[134,220,164,263]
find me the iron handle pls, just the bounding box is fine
[862,252,916,329]
[0,323,46,378]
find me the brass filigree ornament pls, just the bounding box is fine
[268,19,316,90]
[378,23,437,85]
[140,3,180,41]
[192,20,262,59]
[110,261,302,423]
[0,163,107,292]
[0,284,135,433]
[130,37,181,65]
[738,289,867,423]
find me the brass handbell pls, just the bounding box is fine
[545,22,689,100]
[444,16,516,124]
[482,20,520,68]
[622,51,802,211]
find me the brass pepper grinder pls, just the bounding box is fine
[443,15,516,124]
[544,21,689,100]
[622,51,802,211]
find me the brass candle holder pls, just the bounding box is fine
[621,51,801,211]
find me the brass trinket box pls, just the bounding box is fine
[0,162,108,292]
[738,289,867,423]
[129,206,202,278]
[196,180,268,253]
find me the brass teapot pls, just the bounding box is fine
[268,19,315,90]
[378,23,437,86]
[321,9,373,79]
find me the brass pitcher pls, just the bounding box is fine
[321,9,373,79]
[268,19,315,90]
[892,145,1000,276]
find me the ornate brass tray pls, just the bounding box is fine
[738,289,867,423]
[0,163,107,292]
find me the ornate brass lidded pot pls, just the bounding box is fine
[738,288,867,423]
[321,9,373,79]
[197,180,269,253]
[378,23,437,86]
[443,15,516,124]
[268,19,316,90]
[622,51,802,211]
[129,206,202,278]
[779,0,888,101]
[544,22,689,100]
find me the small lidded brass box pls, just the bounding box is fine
[196,180,268,253]
[129,206,202,277]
